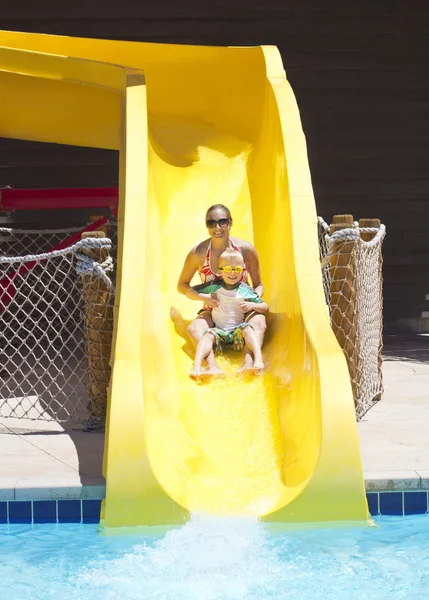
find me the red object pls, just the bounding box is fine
[0,187,119,211]
[0,214,114,311]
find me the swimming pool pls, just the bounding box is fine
[1,514,428,600]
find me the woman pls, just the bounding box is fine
[177,204,267,376]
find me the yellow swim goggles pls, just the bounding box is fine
[219,265,244,274]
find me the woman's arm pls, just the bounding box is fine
[177,250,202,300]
[177,249,220,308]
[243,243,264,297]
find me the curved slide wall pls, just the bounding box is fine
[0,32,368,527]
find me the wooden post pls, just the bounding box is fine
[359,218,383,401]
[88,214,108,236]
[329,214,359,406]
[80,230,113,420]
[358,218,381,240]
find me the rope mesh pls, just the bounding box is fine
[0,224,116,426]
[0,221,117,263]
[318,217,385,419]
[0,217,383,426]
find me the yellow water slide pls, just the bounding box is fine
[0,32,368,527]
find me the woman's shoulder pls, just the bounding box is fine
[231,237,257,255]
[189,238,210,257]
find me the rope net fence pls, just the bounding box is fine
[0,214,384,428]
[0,221,116,429]
[318,215,386,419]
[0,221,118,269]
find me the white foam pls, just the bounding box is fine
[80,514,286,600]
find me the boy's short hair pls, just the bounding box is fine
[219,249,243,263]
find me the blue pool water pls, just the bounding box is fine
[1,514,428,600]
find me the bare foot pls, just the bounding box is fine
[241,351,253,369]
[190,366,224,383]
[237,362,265,377]
[248,366,265,376]
[198,372,224,383]
[237,362,253,375]
[199,367,225,383]
[205,366,224,377]
[253,360,265,371]
[189,364,203,382]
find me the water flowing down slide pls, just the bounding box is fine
[0,32,368,527]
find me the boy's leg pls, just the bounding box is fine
[240,325,265,372]
[241,313,267,369]
[190,332,221,381]
[187,312,222,375]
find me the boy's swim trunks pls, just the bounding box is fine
[204,322,252,352]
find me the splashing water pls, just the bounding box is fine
[82,515,283,600]
[1,514,429,600]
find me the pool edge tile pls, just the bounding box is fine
[58,499,82,523]
[404,491,428,515]
[14,478,105,501]
[0,501,7,524]
[366,492,379,516]
[82,499,102,523]
[8,501,32,524]
[379,491,404,516]
[33,500,57,524]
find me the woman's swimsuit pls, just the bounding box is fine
[198,240,249,284]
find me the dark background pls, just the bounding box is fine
[1,0,429,332]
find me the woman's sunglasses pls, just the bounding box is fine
[219,265,244,274]
[206,218,230,229]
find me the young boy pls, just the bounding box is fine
[190,249,268,381]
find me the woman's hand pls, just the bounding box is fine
[239,301,255,313]
[239,300,268,315]
[200,293,219,309]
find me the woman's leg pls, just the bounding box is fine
[240,313,267,370]
[187,312,222,374]
[241,326,264,371]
